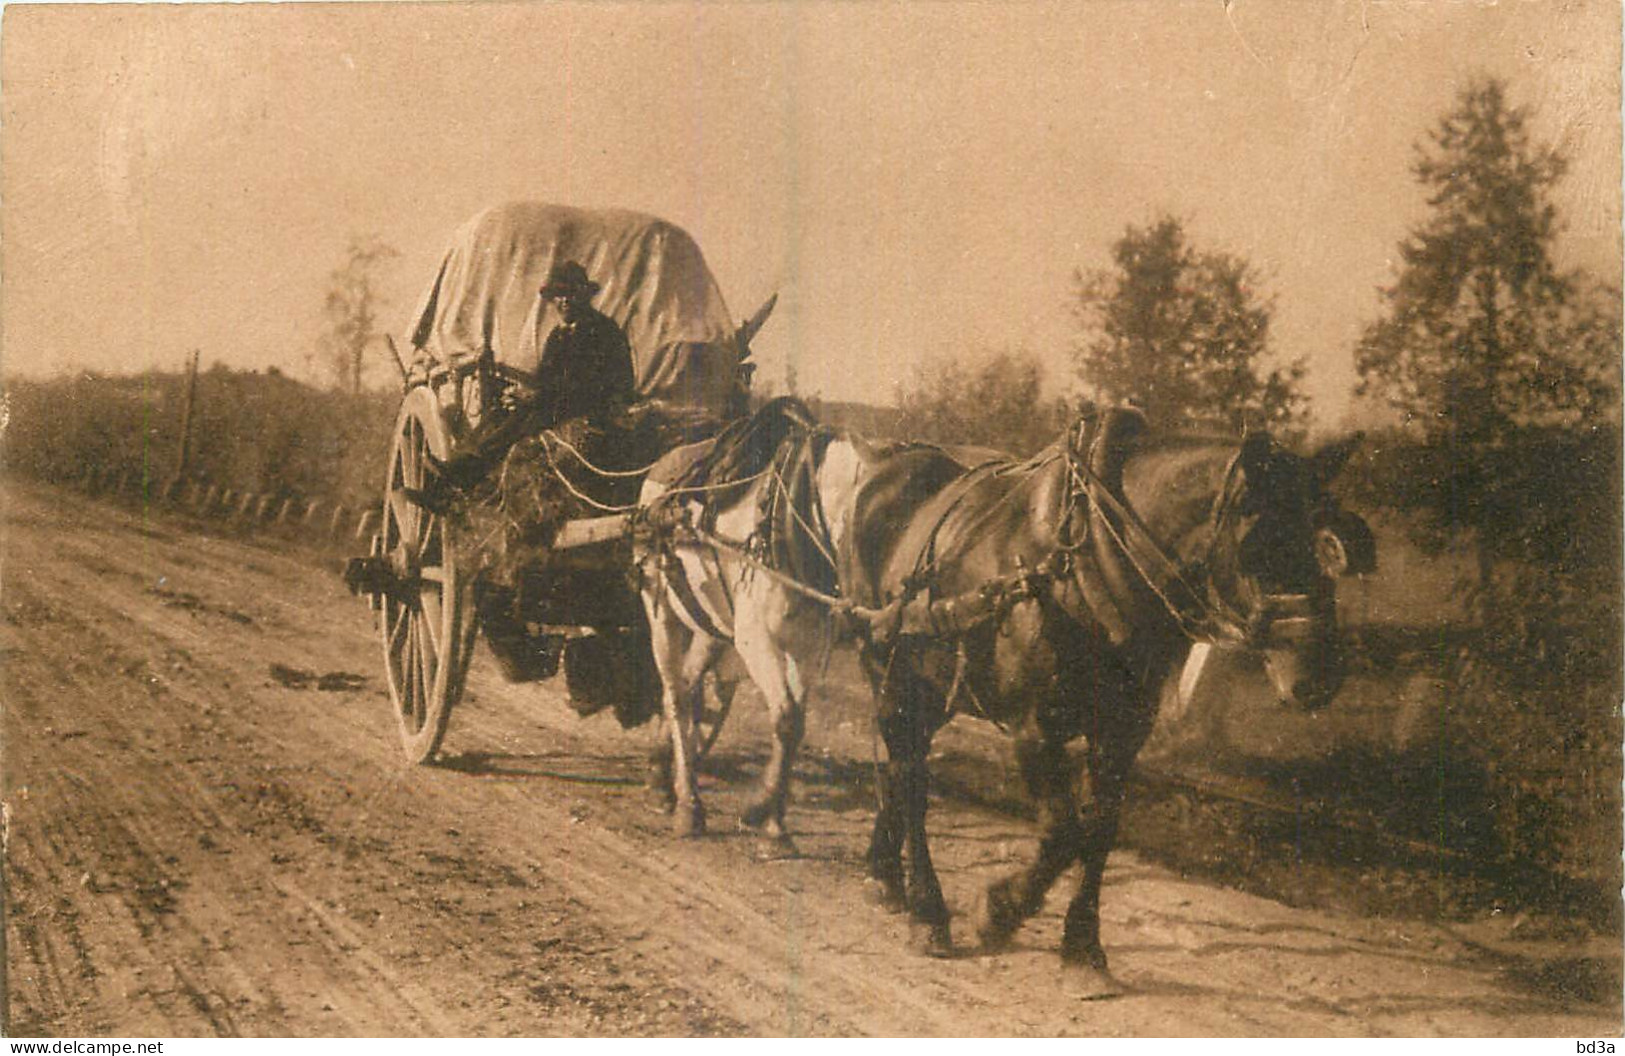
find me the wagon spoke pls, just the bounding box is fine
[400,422,417,483]
[387,488,415,536]
[387,603,410,656]
[401,425,424,536]
[403,485,422,546]
[418,587,443,660]
[403,620,421,719]
[414,620,435,726]
[415,511,440,562]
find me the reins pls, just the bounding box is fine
[534,430,777,516]
[560,407,1295,656]
[1066,453,1253,645]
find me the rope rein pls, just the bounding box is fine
[1066,456,1250,644]
[528,409,1260,655]
[540,430,662,478]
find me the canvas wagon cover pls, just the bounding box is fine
[406,202,743,416]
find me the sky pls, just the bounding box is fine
[3,1,1620,428]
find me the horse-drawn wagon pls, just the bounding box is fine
[344,205,1382,981]
[345,202,772,764]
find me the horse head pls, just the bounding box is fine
[1204,431,1375,711]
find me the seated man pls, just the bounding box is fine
[410,258,636,508]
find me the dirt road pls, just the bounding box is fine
[3,481,1618,1037]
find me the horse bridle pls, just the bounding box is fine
[1061,429,1334,651]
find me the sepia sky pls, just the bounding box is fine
[3,1,1619,427]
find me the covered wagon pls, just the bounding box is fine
[347,202,771,762]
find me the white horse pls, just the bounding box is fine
[633,398,873,841]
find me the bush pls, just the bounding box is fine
[1337,427,1622,886]
[894,348,1071,456]
[3,368,397,512]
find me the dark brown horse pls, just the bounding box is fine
[839,408,1373,994]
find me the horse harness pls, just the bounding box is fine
[638,407,1337,668]
[636,423,841,645]
[870,410,1330,661]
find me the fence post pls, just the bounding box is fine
[167,349,200,497]
[329,505,348,538]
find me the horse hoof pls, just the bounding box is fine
[644,786,677,816]
[910,920,954,959]
[738,798,776,831]
[750,832,799,861]
[972,886,1021,952]
[1061,963,1124,1001]
[673,805,706,839]
[862,877,907,914]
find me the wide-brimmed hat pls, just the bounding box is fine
[540,260,600,298]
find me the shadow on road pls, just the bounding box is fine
[436,749,645,786]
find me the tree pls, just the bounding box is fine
[1354,76,1621,621]
[320,234,400,394]
[1357,77,1616,442]
[1073,215,1306,436]
[895,348,1070,456]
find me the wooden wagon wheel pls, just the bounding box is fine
[378,386,478,764]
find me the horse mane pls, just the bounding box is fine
[1088,407,1147,496]
[671,395,821,495]
[762,426,840,599]
[657,395,841,597]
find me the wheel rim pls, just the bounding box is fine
[379,393,470,758]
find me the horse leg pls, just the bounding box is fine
[863,756,907,913]
[642,585,714,838]
[1056,714,1152,996]
[733,611,809,843]
[880,703,952,957]
[974,728,1085,953]
[857,651,907,910]
[644,664,713,814]
[645,725,675,814]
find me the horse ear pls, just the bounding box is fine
[736,292,778,352]
[1309,432,1362,489]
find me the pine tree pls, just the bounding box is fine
[1355,76,1620,625]
[1357,76,1615,441]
